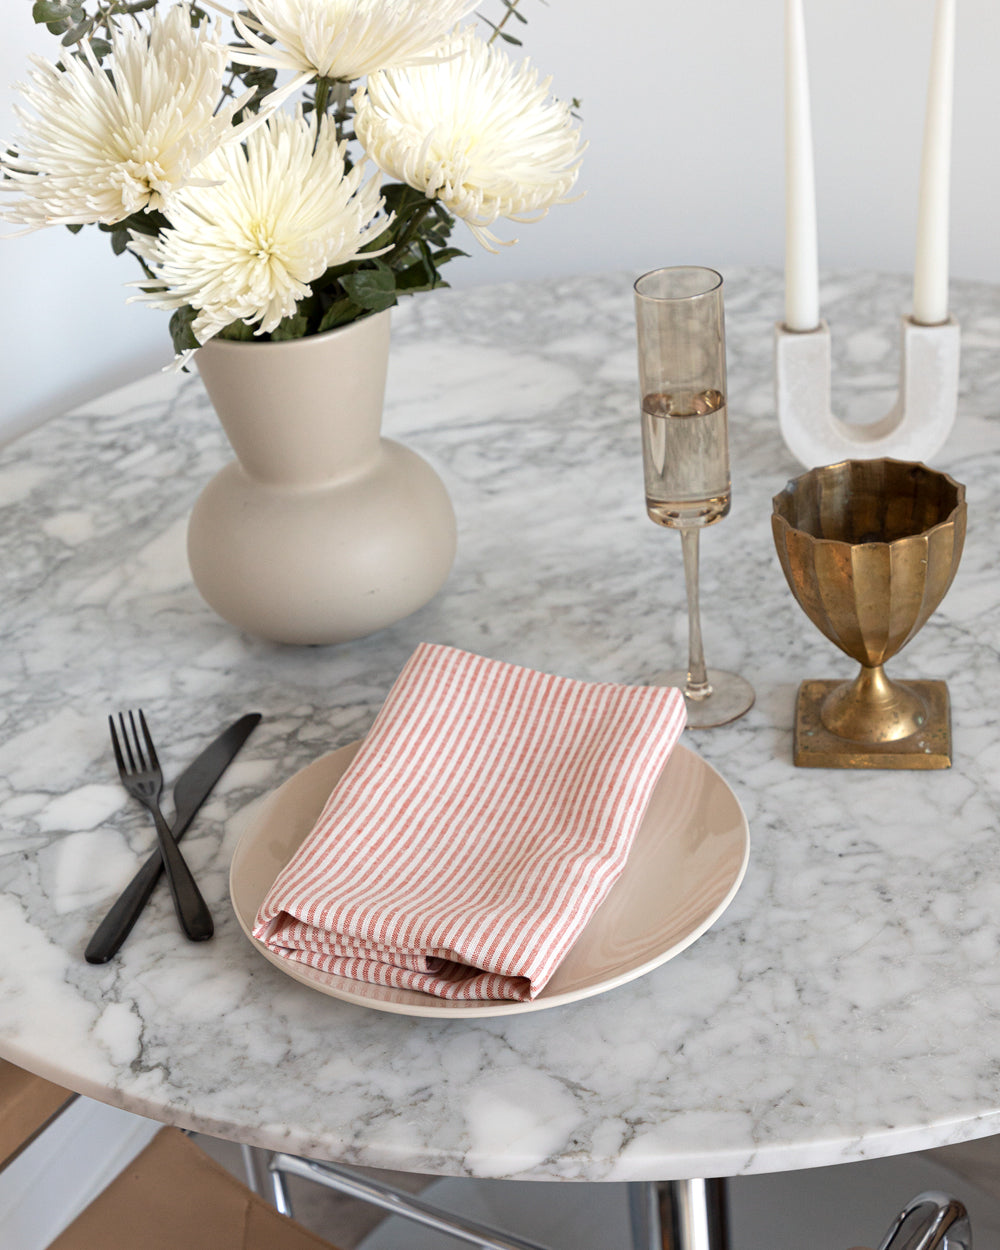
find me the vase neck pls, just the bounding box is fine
[195,313,391,487]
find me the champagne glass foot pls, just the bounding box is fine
[656,669,755,728]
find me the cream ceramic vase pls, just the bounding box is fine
[189,310,457,645]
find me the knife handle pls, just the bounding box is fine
[84,844,169,964]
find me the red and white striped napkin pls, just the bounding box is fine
[253,644,686,1002]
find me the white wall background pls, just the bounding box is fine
[2,0,998,440]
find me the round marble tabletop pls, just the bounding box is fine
[2,268,1000,1184]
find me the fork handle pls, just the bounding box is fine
[150,806,214,942]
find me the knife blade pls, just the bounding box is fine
[84,713,262,964]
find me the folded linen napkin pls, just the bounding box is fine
[254,643,687,1002]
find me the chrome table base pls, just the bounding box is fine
[244,1151,967,1250]
[628,1179,729,1250]
[257,1149,731,1250]
[269,1152,553,1250]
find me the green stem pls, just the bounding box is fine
[382,200,435,266]
[98,0,158,21]
[486,0,525,43]
[131,253,156,282]
[214,69,239,115]
[314,77,331,120]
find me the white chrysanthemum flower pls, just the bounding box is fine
[221,0,476,82]
[129,110,385,345]
[353,29,584,251]
[0,6,260,232]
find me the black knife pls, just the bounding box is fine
[85,713,262,964]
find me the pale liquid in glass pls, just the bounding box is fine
[641,388,731,528]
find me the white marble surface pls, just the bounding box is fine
[2,268,1000,1184]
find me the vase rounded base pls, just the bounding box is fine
[187,439,456,645]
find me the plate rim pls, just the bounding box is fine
[229,741,750,1019]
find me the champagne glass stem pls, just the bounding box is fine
[680,528,712,701]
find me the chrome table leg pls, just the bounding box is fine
[628,1181,662,1250]
[630,1178,729,1250]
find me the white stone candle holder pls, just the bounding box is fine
[774,315,960,468]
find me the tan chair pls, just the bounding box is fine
[0,1059,547,1250]
[47,1127,343,1250]
[0,1059,77,1174]
[0,1059,340,1250]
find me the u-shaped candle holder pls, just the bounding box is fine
[774,314,960,469]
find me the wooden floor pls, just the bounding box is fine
[192,1134,433,1249]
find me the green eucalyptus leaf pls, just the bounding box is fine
[395,264,438,295]
[169,306,200,355]
[317,298,363,332]
[60,16,92,45]
[268,312,309,342]
[109,226,130,255]
[241,67,278,91]
[313,259,362,287]
[340,267,397,312]
[422,219,455,248]
[395,243,461,294]
[381,183,425,218]
[65,222,84,234]
[216,319,256,341]
[431,246,467,266]
[415,238,436,285]
[125,208,168,238]
[32,1,72,24]
[357,224,394,257]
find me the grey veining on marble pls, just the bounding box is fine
[2,268,1000,1183]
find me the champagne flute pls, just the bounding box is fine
[634,266,755,728]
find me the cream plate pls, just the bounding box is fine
[229,740,750,1018]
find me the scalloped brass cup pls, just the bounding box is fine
[771,458,966,768]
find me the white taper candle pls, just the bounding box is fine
[913,0,956,326]
[784,0,820,332]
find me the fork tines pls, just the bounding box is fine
[109,710,158,777]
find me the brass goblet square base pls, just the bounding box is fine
[794,679,952,769]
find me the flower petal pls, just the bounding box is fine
[129,110,386,345]
[354,29,584,251]
[223,0,477,82]
[0,5,267,231]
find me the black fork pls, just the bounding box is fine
[109,711,213,943]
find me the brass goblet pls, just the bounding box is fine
[771,458,966,768]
